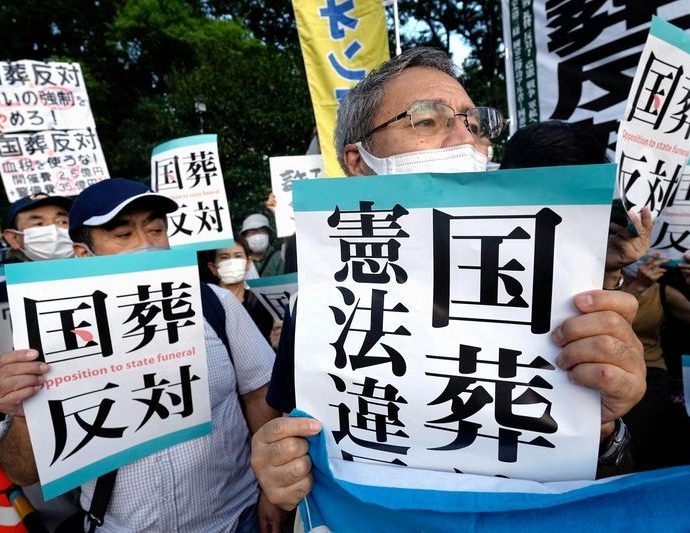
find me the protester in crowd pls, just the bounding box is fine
[1,193,73,264]
[0,178,285,532]
[207,237,283,349]
[250,48,646,512]
[240,213,284,278]
[0,192,81,530]
[621,254,690,470]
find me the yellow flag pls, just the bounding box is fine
[293,0,389,177]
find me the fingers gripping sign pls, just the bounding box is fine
[0,349,49,416]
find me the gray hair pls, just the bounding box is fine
[334,47,459,175]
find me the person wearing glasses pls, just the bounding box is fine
[250,47,645,512]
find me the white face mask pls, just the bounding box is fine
[246,233,270,254]
[355,142,488,175]
[76,243,170,257]
[19,225,74,261]
[217,258,247,284]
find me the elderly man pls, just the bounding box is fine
[0,179,284,532]
[2,192,73,263]
[250,47,646,512]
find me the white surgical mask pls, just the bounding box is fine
[217,258,247,284]
[120,245,170,255]
[246,233,270,254]
[355,142,488,175]
[19,225,74,261]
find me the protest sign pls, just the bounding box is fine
[293,0,388,176]
[246,273,298,321]
[683,355,690,417]
[615,17,690,218]
[0,61,95,134]
[0,128,109,202]
[650,164,690,261]
[293,164,616,484]
[269,154,323,237]
[501,1,690,141]
[0,265,10,353]
[151,134,233,251]
[5,249,211,500]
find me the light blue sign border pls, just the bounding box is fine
[247,272,298,288]
[152,134,218,156]
[42,421,212,500]
[651,15,690,54]
[293,164,616,212]
[5,249,197,284]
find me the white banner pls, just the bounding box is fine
[0,128,109,202]
[269,154,323,237]
[151,134,234,251]
[293,164,616,484]
[501,1,690,145]
[0,61,95,134]
[5,250,211,500]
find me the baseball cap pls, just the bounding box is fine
[4,193,73,230]
[68,178,178,240]
[240,213,273,235]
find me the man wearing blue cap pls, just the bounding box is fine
[0,178,284,532]
[2,193,74,264]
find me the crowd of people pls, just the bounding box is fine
[0,46,687,532]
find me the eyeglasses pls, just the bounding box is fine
[363,101,505,141]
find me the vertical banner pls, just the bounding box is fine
[269,154,324,237]
[151,134,234,252]
[501,1,690,144]
[293,164,616,486]
[246,273,298,321]
[292,0,389,177]
[615,17,690,218]
[0,60,110,201]
[5,250,212,500]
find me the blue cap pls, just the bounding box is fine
[68,178,178,240]
[4,193,73,230]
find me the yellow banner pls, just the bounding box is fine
[293,0,389,177]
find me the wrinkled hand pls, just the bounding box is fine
[269,320,283,351]
[637,253,669,286]
[678,252,690,286]
[552,290,645,439]
[265,193,277,215]
[0,349,47,416]
[251,417,321,511]
[606,207,652,271]
[258,491,287,533]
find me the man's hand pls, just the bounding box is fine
[605,207,652,272]
[251,417,321,511]
[269,320,283,351]
[258,491,287,533]
[552,290,645,439]
[0,349,47,416]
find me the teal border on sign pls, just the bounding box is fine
[247,272,298,288]
[152,134,218,156]
[5,248,196,284]
[651,16,690,53]
[0,264,4,277]
[683,355,690,368]
[42,422,212,500]
[172,238,235,254]
[293,164,615,212]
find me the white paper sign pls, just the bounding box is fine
[615,17,690,218]
[0,128,110,202]
[293,165,616,484]
[269,154,323,237]
[246,273,298,321]
[5,250,211,500]
[151,134,234,252]
[650,164,690,261]
[0,61,96,133]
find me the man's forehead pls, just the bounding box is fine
[376,67,474,117]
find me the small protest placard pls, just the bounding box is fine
[5,249,211,500]
[246,273,298,321]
